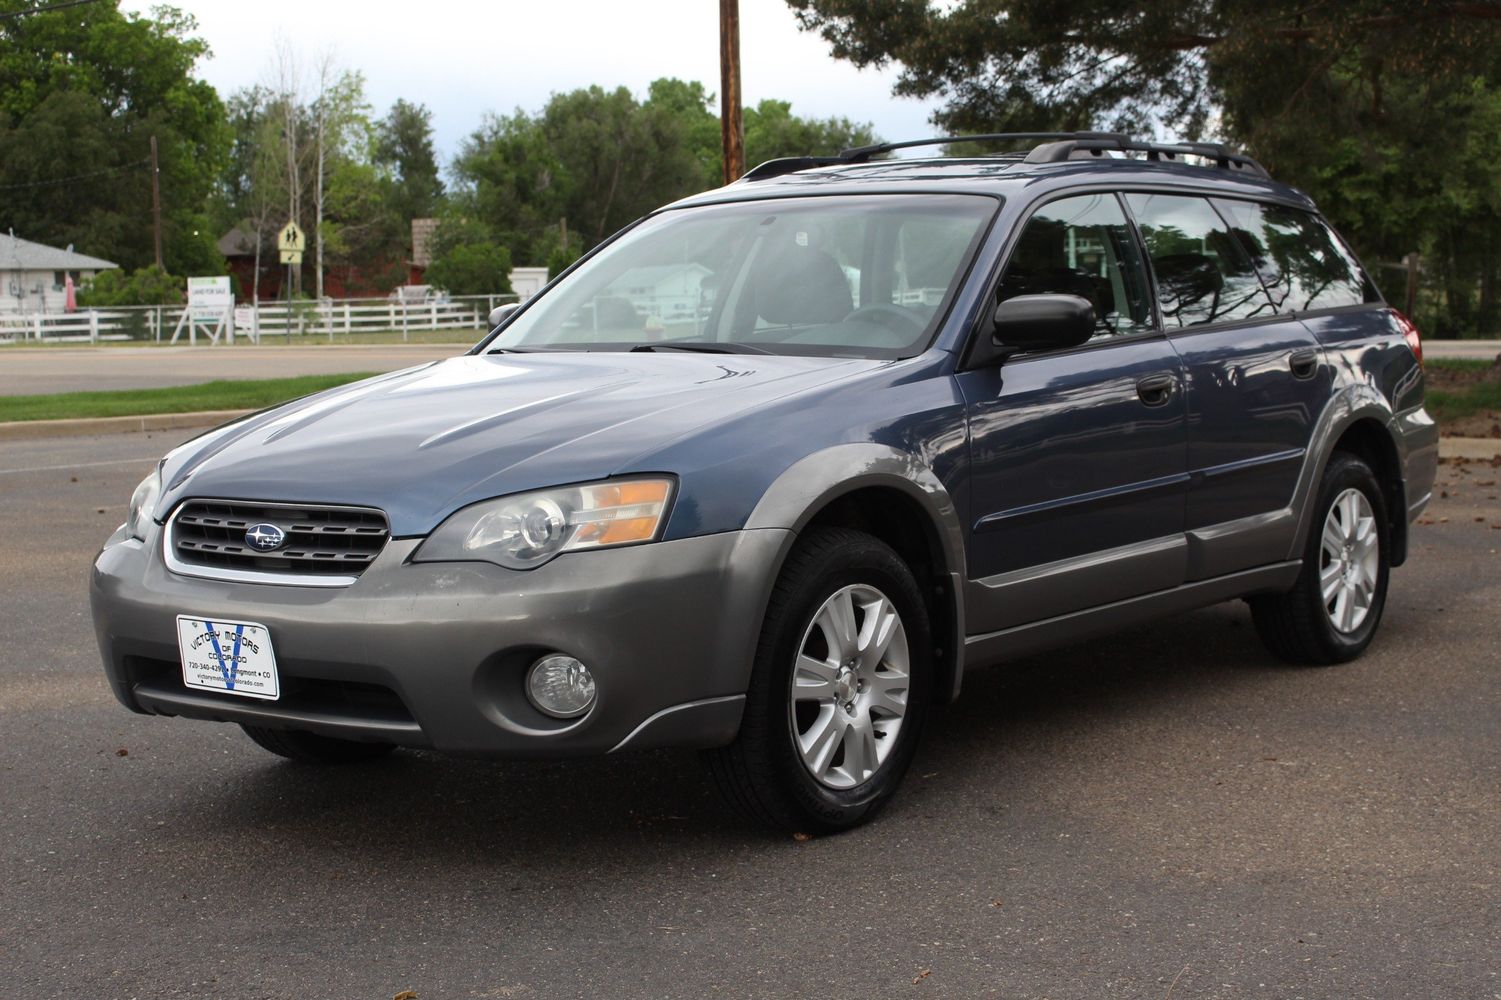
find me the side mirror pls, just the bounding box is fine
[991,294,1096,355]
[488,303,519,327]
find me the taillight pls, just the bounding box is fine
[1393,310,1423,368]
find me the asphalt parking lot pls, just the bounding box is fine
[2,431,1497,999]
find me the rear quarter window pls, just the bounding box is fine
[1214,200,1380,313]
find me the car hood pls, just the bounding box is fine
[158,351,879,536]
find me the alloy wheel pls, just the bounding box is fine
[789,583,910,789]
[1319,487,1380,633]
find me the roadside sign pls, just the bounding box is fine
[279,249,303,266]
[233,305,254,330]
[187,276,232,320]
[277,221,304,253]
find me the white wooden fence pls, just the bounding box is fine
[0,293,518,345]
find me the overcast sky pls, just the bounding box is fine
[118,0,944,167]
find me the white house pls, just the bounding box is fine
[1,233,118,314]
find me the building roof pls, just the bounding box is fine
[218,223,259,257]
[0,233,118,271]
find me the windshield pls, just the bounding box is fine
[487,194,997,359]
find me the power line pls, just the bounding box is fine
[0,0,107,20]
[0,158,150,191]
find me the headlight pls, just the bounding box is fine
[125,468,163,540]
[413,478,674,570]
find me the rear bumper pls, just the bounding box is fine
[90,523,792,756]
[1398,403,1439,523]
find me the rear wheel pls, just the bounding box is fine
[240,724,396,764]
[706,527,932,834]
[1250,452,1390,664]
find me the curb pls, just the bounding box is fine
[1441,436,1501,461]
[0,409,251,442]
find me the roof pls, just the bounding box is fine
[0,233,117,271]
[218,224,259,257]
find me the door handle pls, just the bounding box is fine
[1289,348,1319,379]
[1135,372,1177,407]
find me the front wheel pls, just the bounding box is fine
[1250,452,1391,664]
[706,527,932,834]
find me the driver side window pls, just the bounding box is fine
[999,193,1154,340]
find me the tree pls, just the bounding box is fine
[77,266,185,307]
[214,86,286,301]
[786,0,1501,335]
[0,1,229,273]
[310,57,372,300]
[743,99,876,169]
[448,78,881,265]
[426,241,513,296]
[375,99,445,225]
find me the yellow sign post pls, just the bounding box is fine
[278,221,304,253]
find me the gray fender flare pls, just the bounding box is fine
[745,443,969,701]
[1285,383,1409,562]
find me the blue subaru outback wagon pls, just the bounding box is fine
[91,133,1437,832]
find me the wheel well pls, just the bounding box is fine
[1330,419,1408,566]
[803,486,961,703]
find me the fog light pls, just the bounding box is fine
[526,654,596,719]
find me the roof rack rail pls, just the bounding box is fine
[837,132,1130,163]
[738,132,1130,182]
[738,132,1269,182]
[1025,137,1269,178]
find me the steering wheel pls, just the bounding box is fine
[841,304,925,337]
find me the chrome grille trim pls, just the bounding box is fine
[163,499,390,588]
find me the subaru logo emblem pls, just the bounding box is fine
[244,522,287,552]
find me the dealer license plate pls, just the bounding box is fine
[176,615,280,701]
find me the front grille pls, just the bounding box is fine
[169,499,389,579]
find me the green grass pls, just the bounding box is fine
[1422,359,1501,423]
[1427,380,1501,423]
[0,373,378,422]
[1425,358,1493,376]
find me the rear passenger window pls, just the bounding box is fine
[1215,200,1378,312]
[1124,193,1274,328]
[998,193,1153,340]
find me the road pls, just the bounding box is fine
[0,344,466,396]
[1426,339,1501,361]
[2,431,1497,999]
[1,339,1495,398]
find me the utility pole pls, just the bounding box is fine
[719,0,745,184]
[1403,251,1420,319]
[149,135,163,270]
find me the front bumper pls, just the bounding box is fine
[90,523,792,756]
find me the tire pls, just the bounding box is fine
[706,526,933,834]
[1250,452,1391,665]
[240,724,397,764]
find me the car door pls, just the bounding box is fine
[957,192,1189,634]
[1124,192,1332,581]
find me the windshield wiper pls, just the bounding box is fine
[629,341,774,356]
